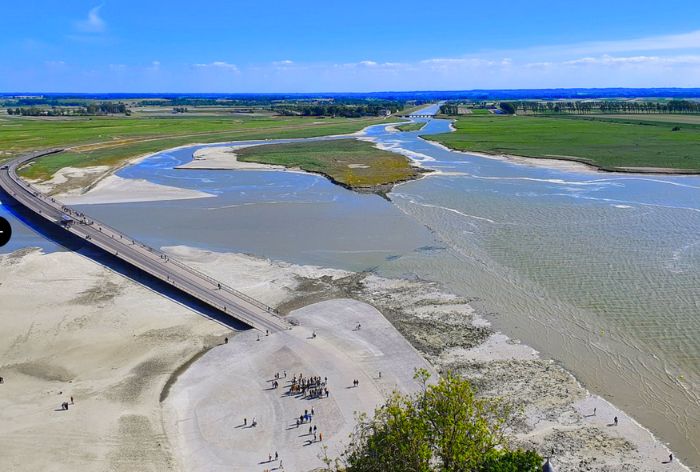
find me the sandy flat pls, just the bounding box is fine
[29,165,112,194]
[163,298,437,472]
[0,248,230,472]
[176,145,287,171]
[57,174,215,205]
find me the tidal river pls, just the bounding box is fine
[5,109,699,466]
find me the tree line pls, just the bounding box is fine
[7,102,128,116]
[441,100,700,115]
[510,100,700,114]
[274,102,401,117]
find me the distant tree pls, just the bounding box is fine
[499,102,516,114]
[324,371,541,472]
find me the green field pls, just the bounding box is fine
[236,139,421,191]
[396,122,426,132]
[576,114,700,127]
[426,115,700,172]
[0,115,393,180]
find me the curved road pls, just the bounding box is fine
[0,149,289,333]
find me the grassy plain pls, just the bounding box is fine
[0,114,393,180]
[575,114,700,127]
[396,122,426,132]
[236,138,421,191]
[426,114,700,172]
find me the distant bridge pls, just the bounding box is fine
[0,150,290,333]
[397,114,435,118]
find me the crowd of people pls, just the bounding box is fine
[287,373,329,400]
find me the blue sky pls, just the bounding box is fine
[2,0,700,92]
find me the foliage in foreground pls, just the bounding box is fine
[324,371,541,472]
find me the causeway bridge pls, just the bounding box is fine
[0,149,290,333]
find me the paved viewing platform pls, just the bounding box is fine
[163,299,437,472]
[0,150,289,333]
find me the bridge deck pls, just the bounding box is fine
[0,150,289,333]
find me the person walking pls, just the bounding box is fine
[614,416,618,426]
[319,432,323,442]
[244,417,247,426]
[275,451,278,461]
[70,396,74,405]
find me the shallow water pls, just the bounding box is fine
[6,114,699,466]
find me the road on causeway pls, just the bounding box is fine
[0,149,289,333]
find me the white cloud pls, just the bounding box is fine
[273,60,294,66]
[193,61,239,72]
[75,5,106,33]
[562,54,700,66]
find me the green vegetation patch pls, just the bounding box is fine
[0,115,393,180]
[396,122,426,132]
[427,115,700,172]
[236,138,421,191]
[336,370,542,472]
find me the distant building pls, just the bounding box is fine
[457,105,472,115]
